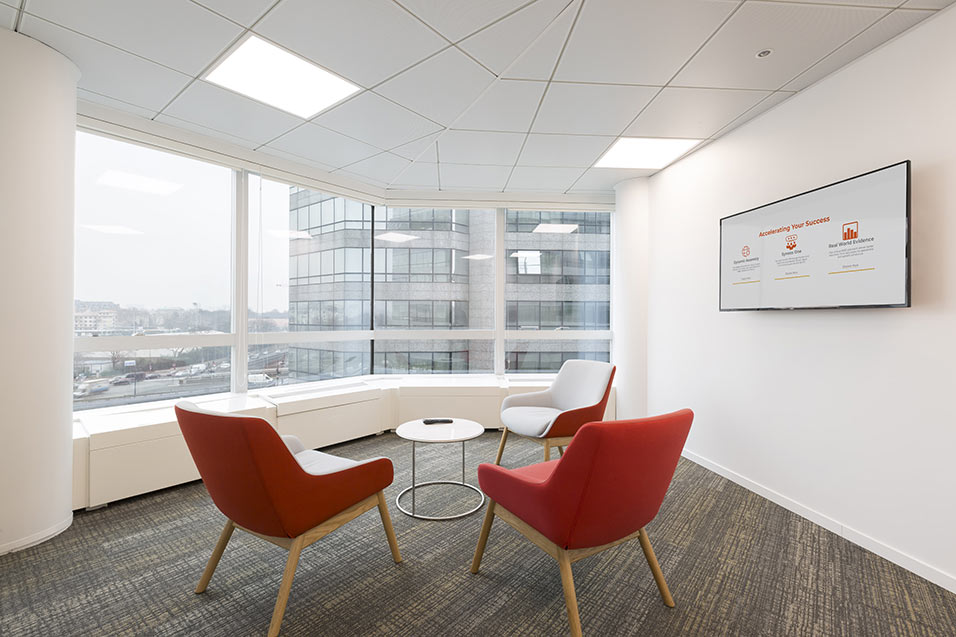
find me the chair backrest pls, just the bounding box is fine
[547,409,693,550]
[549,359,615,412]
[175,401,303,538]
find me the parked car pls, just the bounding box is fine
[111,378,130,385]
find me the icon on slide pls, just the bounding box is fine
[842,221,859,240]
[741,245,750,257]
[785,235,797,250]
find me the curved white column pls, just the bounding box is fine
[0,29,80,553]
[612,178,650,419]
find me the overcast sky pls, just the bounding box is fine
[75,132,289,313]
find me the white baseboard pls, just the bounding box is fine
[0,514,73,556]
[681,448,956,595]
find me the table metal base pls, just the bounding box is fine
[396,481,485,520]
[396,439,485,520]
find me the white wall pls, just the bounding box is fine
[637,7,956,591]
[0,30,80,553]
[612,178,650,419]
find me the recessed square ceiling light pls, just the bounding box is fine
[375,232,419,243]
[594,137,703,170]
[205,35,360,119]
[533,223,578,234]
[97,170,182,195]
[462,253,493,260]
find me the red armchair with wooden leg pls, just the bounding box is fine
[174,401,402,637]
[495,359,615,465]
[472,409,693,637]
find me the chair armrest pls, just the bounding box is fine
[281,434,306,455]
[501,389,553,411]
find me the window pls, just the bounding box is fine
[504,210,612,372]
[73,132,233,410]
[249,177,372,386]
[73,131,613,409]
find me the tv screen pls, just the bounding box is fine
[720,161,910,311]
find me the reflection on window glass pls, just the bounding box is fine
[249,341,371,386]
[373,340,493,374]
[74,132,233,338]
[73,347,231,410]
[504,340,610,373]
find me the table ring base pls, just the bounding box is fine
[396,481,485,521]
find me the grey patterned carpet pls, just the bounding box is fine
[1,431,954,636]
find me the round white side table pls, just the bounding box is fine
[395,418,486,520]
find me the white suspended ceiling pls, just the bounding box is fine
[7,0,952,195]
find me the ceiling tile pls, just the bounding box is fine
[439,130,525,165]
[1,4,16,29]
[267,121,382,168]
[192,0,276,27]
[78,89,157,119]
[459,0,571,75]
[453,80,546,132]
[783,9,935,91]
[517,133,614,167]
[20,15,192,112]
[388,162,439,189]
[792,0,898,5]
[255,0,446,87]
[506,166,584,192]
[397,0,527,42]
[567,167,655,192]
[255,146,337,172]
[902,0,956,7]
[440,164,512,190]
[625,87,770,139]
[710,91,794,138]
[673,1,887,91]
[376,47,495,125]
[163,80,303,146]
[532,82,658,135]
[337,152,411,185]
[0,0,18,7]
[498,1,577,80]
[26,0,242,76]
[314,91,442,151]
[392,132,442,161]
[155,113,261,149]
[554,0,738,85]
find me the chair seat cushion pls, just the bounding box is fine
[501,406,563,437]
[293,449,361,476]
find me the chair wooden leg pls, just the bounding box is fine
[543,440,551,462]
[268,535,305,637]
[470,500,497,573]
[195,520,235,594]
[557,550,583,637]
[376,491,402,563]
[638,528,675,608]
[494,428,509,465]
[557,446,565,457]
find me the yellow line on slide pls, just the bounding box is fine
[828,268,876,274]
[732,280,760,285]
[774,275,810,280]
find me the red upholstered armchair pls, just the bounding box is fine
[175,402,402,637]
[495,359,615,465]
[472,409,694,637]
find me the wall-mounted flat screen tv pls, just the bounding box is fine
[720,161,910,311]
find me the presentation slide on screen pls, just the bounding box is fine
[720,163,908,310]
